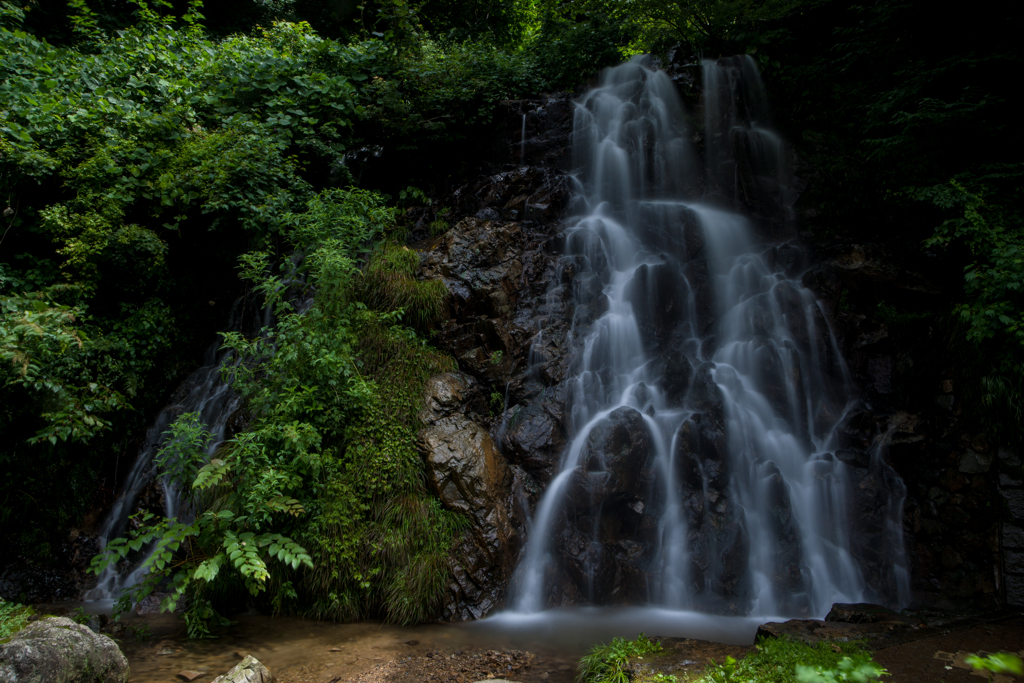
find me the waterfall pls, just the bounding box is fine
[85,302,248,601]
[510,56,909,617]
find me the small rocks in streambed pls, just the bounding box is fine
[343,649,534,683]
[0,616,129,683]
[177,671,207,682]
[211,655,274,683]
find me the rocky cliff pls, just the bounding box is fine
[412,72,1014,618]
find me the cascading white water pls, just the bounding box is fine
[510,56,909,617]
[85,303,248,601]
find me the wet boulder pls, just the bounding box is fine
[686,362,726,429]
[759,461,806,606]
[434,219,524,321]
[686,499,751,612]
[843,457,908,607]
[624,262,690,352]
[836,407,876,451]
[211,656,274,683]
[573,407,652,505]
[556,407,657,605]
[654,348,693,407]
[499,389,567,484]
[682,258,715,336]
[0,616,129,683]
[824,602,911,624]
[556,510,656,606]
[447,166,570,223]
[504,97,575,169]
[420,374,518,620]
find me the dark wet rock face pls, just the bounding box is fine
[0,616,129,683]
[498,388,567,485]
[419,373,521,620]
[573,407,653,505]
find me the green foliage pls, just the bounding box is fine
[912,164,1024,443]
[0,288,130,444]
[577,633,663,683]
[417,0,535,46]
[0,2,393,556]
[795,657,887,683]
[966,652,1024,678]
[704,656,739,683]
[528,8,632,88]
[357,242,448,328]
[0,598,33,641]
[697,639,884,683]
[93,187,462,634]
[397,185,430,206]
[68,606,91,624]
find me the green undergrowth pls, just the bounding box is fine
[578,636,887,683]
[578,633,664,683]
[92,187,464,634]
[0,598,33,641]
[698,639,885,683]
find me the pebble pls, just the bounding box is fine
[176,671,205,682]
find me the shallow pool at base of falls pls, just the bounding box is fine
[109,607,769,682]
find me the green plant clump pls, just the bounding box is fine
[578,633,664,683]
[700,639,885,683]
[967,652,1024,679]
[0,598,33,641]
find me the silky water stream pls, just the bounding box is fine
[506,56,909,623]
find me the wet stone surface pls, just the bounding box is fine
[419,372,522,620]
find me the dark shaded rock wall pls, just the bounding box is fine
[801,241,1005,610]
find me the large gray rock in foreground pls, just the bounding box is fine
[212,656,275,683]
[0,617,128,683]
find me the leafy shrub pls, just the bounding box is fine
[912,163,1024,445]
[529,11,634,90]
[93,187,464,633]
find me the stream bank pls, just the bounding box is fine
[96,606,1024,683]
